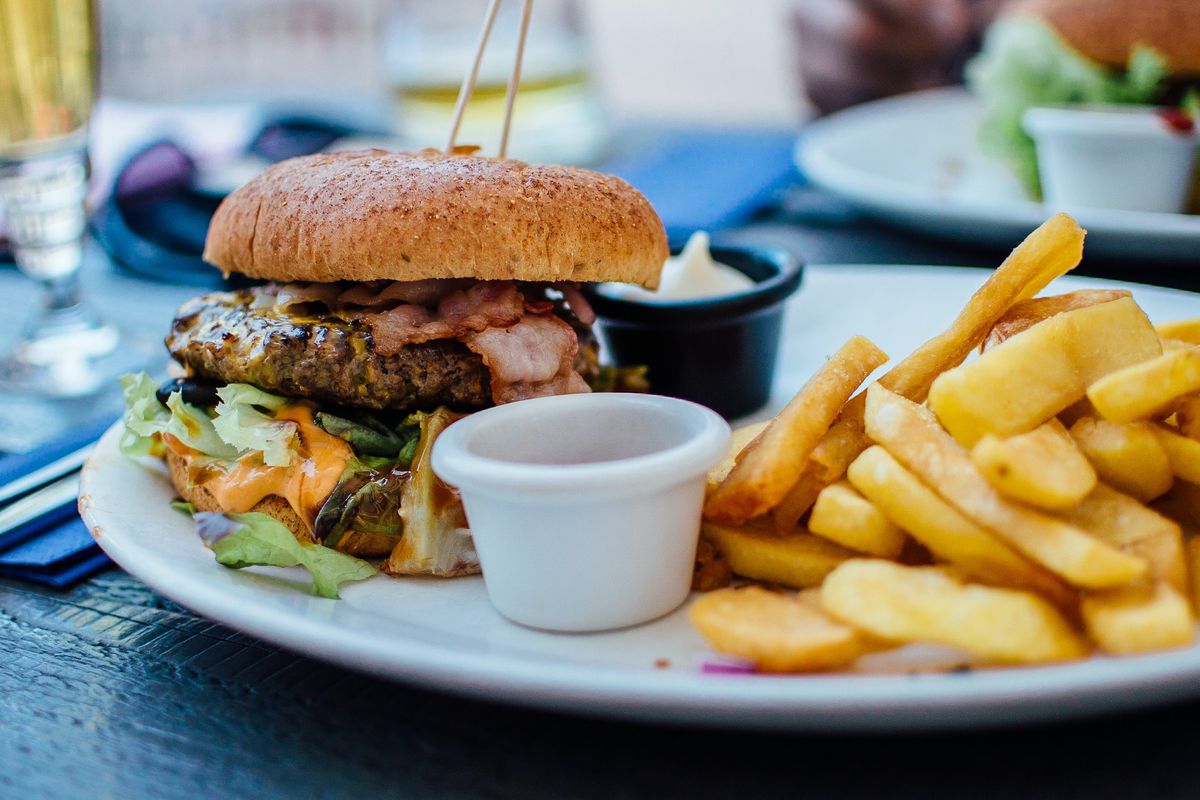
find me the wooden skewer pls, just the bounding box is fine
[445,0,504,153]
[498,0,534,158]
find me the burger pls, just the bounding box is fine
[967,0,1200,198]
[121,149,667,580]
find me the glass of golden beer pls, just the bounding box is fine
[0,0,136,398]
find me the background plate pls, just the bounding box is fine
[797,88,1200,263]
[81,264,1200,731]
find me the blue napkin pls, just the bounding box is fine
[0,418,116,588]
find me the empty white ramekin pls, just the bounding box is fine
[1023,105,1199,214]
[431,393,731,632]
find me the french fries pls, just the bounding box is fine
[983,289,1130,350]
[1081,582,1194,655]
[1155,319,1200,345]
[971,420,1096,511]
[928,297,1161,446]
[704,336,887,525]
[1154,426,1200,485]
[807,481,906,558]
[702,521,853,589]
[689,586,879,672]
[865,385,1147,588]
[1087,347,1200,423]
[1069,417,1174,501]
[820,560,1088,664]
[706,421,769,492]
[689,214,1200,674]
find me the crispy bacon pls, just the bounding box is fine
[554,282,596,326]
[338,278,470,308]
[465,315,590,403]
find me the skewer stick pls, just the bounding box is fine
[498,0,534,158]
[445,0,504,153]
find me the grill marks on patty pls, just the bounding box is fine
[166,286,598,412]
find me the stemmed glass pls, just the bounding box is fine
[0,0,142,400]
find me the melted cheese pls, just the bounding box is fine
[203,405,353,524]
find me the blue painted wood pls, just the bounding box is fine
[3,568,1200,799]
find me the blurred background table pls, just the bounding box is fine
[4,1,1200,797]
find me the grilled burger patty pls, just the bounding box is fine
[167,289,597,412]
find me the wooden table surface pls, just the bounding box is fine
[4,195,1199,799]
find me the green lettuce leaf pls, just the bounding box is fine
[212,384,297,467]
[119,372,237,460]
[966,19,1171,196]
[170,500,197,516]
[119,372,171,457]
[196,510,376,598]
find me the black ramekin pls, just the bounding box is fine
[583,243,804,419]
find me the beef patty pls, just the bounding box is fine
[167,289,598,412]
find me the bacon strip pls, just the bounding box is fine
[465,315,590,403]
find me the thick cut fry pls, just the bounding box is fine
[808,481,907,558]
[1177,395,1200,440]
[865,385,1148,588]
[821,560,1088,664]
[1059,483,1186,593]
[1188,537,1200,614]
[795,214,1088,504]
[971,420,1096,510]
[704,336,887,524]
[689,586,879,672]
[1155,426,1200,485]
[1087,347,1200,423]
[1155,319,1200,345]
[1081,582,1194,655]
[706,421,769,492]
[929,297,1161,446]
[702,522,854,589]
[1069,417,1174,501]
[847,446,1074,606]
[983,289,1130,350]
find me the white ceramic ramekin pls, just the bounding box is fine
[1023,105,1198,214]
[431,393,731,632]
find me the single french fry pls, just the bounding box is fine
[808,481,907,558]
[1155,319,1200,345]
[1088,347,1200,423]
[820,560,1088,664]
[929,297,1162,446]
[1187,537,1200,614]
[689,586,880,672]
[802,214,1088,490]
[1177,395,1200,440]
[983,289,1130,351]
[1069,417,1174,502]
[971,420,1097,511]
[1155,425,1200,485]
[704,336,887,524]
[1081,582,1194,655]
[702,521,854,589]
[706,421,769,493]
[1058,483,1187,593]
[865,384,1148,588]
[847,445,1074,606]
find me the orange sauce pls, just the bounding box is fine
[203,405,353,525]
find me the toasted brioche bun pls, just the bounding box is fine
[166,449,394,558]
[203,149,668,288]
[1008,0,1200,75]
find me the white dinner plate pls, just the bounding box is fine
[797,88,1200,263]
[81,265,1200,732]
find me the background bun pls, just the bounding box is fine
[203,149,668,288]
[1008,0,1200,75]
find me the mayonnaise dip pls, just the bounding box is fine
[602,231,754,303]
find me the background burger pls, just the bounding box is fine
[121,148,666,579]
[967,0,1200,199]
